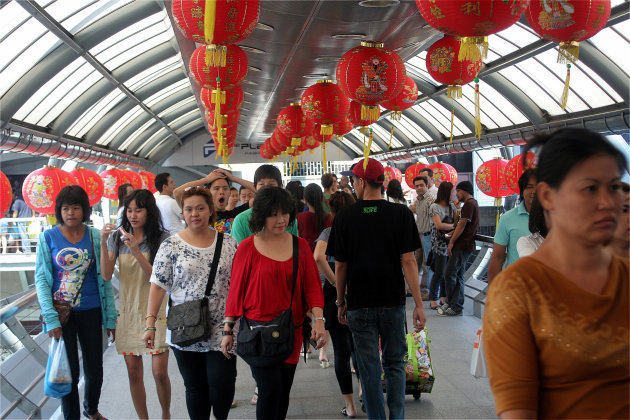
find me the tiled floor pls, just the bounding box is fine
[99,299,496,419]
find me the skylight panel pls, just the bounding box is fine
[66,90,127,138]
[95,23,167,65]
[372,123,402,148]
[134,127,168,155]
[500,65,564,116]
[144,81,189,107]
[96,105,144,146]
[125,56,183,91]
[90,12,164,56]
[120,119,158,152]
[55,0,133,35]
[340,137,364,155]
[102,35,172,71]
[158,97,196,118]
[0,1,30,41]
[589,24,630,77]
[397,110,436,144]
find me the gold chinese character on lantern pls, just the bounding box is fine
[191,6,203,19]
[430,6,445,20]
[460,1,481,17]
[227,6,238,20]
[226,21,236,32]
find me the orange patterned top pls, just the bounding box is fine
[483,256,629,419]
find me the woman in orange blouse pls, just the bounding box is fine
[483,128,629,419]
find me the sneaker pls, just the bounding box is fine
[436,303,449,315]
[437,307,462,317]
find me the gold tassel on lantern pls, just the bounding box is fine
[458,36,488,62]
[363,129,373,169]
[46,215,57,225]
[320,124,333,135]
[390,111,402,121]
[447,86,463,99]
[449,103,455,143]
[291,137,301,147]
[203,0,227,67]
[204,45,227,67]
[558,41,580,64]
[494,197,502,229]
[212,76,225,145]
[560,64,571,110]
[359,126,369,135]
[388,124,395,149]
[322,142,328,173]
[361,105,379,121]
[474,77,482,140]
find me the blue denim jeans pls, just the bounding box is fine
[429,253,448,301]
[443,248,473,312]
[347,305,406,420]
[420,234,433,290]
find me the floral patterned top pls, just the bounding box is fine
[150,231,238,353]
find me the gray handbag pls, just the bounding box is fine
[166,233,223,347]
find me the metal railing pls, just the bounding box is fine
[462,235,494,318]
[0,217,47,257]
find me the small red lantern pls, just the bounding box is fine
[475,158,511,198]
[70,168,104,207]
[277,104,315,147]
[301,80,350,135]
[201,85,243,114]
[139,171,157,193]
[303,136,321,151]
[384,167,403,187]
[207,111,240,131]
[336,41,406,121]
[23,167,77,215]
[260,142,274,160]
[100,168,124,200]
[333,118,354,138]
[404,163,429,188]
[349,100,380,133]
[415,0,528,61]
[380,76,418,120]
[124,171,143,190]
[429,162,458,185]
[172,0,260,66]
[190,44,248,90]
[504,152,535,195]
[0,170,12,218]
[426,36,482,99]
[269,132,286,154]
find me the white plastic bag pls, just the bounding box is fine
[470,329,487,378]
[44,337,72,398]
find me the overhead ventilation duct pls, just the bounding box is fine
[0,127,149,169]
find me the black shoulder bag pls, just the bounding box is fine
[237,235,299,367]
[167,232,224,347]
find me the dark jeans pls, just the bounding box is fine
[429,253,448,301]
[172,348,237,420]
[329,323,356,395]
[443,247,473,312]
[62,308,103,420]
[250,362,297,420]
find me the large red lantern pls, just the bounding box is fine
[404,163,429,188]
[384,167,403,187]
[504,152,535,195]
[277,104,314,147]
[260,142,274,160]
[301,80,350,135]
[426,36,482,99]
[336,41,406,121]
[100,168,124,200]
[313,125,334,144]
[124,171,143,190]
[380,76,418,120]
[22,167,77,215]
[0,170,12,218]
[172,0,260,66]
[70,168,104,207]
[201,85,243,114]
[475,158,511,198]
[190,44,248,90]
[429,162,458,185]
[349,100,380,133]
[415,0,528,61]
[139,171,157,193]
[333,118,354,138]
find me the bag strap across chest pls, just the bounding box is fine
[287,235,299,309]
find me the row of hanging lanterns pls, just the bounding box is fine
[403,161,459,188]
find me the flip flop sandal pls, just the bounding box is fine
[250,387,258,405]
[340,407,356,418]
[320,359,330,368]
[83,411,107,420]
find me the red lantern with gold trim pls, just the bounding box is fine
[404,163,429,188]
[0,170,12,218]
[475,158,511,198]
[260,141,274,160]
[301,80,350,135]
[100,168,124,200]
[336,41,406,121]
[313,125,334,144]
[139,171,157,193]
[426,36,482,99]
[70,167,104,207]
[429,162,458,185]
[125,171,143,190]
[190,45,248,90]
[207,110,240,131]
[383,167,403,187]
[380,76,418,120]
[333,118,354,138]
[504,152,535,195]
[415,0,528,61]
[349,100,380,133]
[277,104,314,147]
[303,136,321,151]
[269,132,286,154]
[201,85,243,114]
[23,166,77,215]
[172,0,260,66]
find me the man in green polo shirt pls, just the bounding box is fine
[487,169,537,284]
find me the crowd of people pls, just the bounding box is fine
[31,127,628,420]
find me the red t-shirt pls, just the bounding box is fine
[297,212,332,253]
[226,235,325,364]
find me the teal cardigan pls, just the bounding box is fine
[35,225,118,332]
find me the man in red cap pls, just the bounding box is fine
[327,158,426,420]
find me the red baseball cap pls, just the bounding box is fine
[351,158,384,184]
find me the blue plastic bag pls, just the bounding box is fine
[44,337,72,398]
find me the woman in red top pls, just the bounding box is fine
[297,183,332,253]
[222,187,326,420]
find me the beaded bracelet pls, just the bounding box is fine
[145,314,157,320]
[144,327,156,331]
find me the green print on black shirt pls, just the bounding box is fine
[363,206,378,214]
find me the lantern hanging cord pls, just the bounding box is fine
[560,64,571,111]
[474,77,482,141]
[449,102,455,143]
[322,143,327,173]
[389,124,395,149]
[363,129,373,169]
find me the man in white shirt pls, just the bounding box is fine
[154,172,184,234]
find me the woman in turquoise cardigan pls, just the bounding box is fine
[35,185,117,420]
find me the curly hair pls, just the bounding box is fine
[180,186,216,227]
[248,187,296,234]
[119,189,165,264]
[328,190,355,216]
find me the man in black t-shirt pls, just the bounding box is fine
[327,158,426,420]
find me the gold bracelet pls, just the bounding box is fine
[145,314,157,320]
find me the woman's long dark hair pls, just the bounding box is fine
[386,179,405,202]
[435,181,453,205]
[528,195,548,238]
[120,189,165,264]
[304,183,328,234]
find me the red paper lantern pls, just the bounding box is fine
[201,85,243,114]
[100,168,124,200]
[404,163,429,188]
[172,0,259,65]
[426,36,482,98]
[277,104,315,147]
[70,168,104,207]
[415,0,528,60]
[380,76,418,120]
[260,142,274,160]
[384,167,403,187]
[336,41,406,121]
[269,133,286,154]
[301,80,350,135]
[475,158,511,198]
[139,171,157,193]
[429,162,458,185]
[207,111,240,131]
[504,152,535,195]
[303,136,321,151]
[349,100,380,132]
[190,44,248,90]
[23,166,77,215]
[0,170,12,218]
[333,118,354,137]
[313,125,334,143]
[124,171,143,190]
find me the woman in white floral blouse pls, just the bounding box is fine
[143,186,238,420]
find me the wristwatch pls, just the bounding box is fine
[222,330,233,336]
[313,316,325,323]
[335,300,346,308]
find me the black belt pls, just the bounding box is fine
[422,231,431,236]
